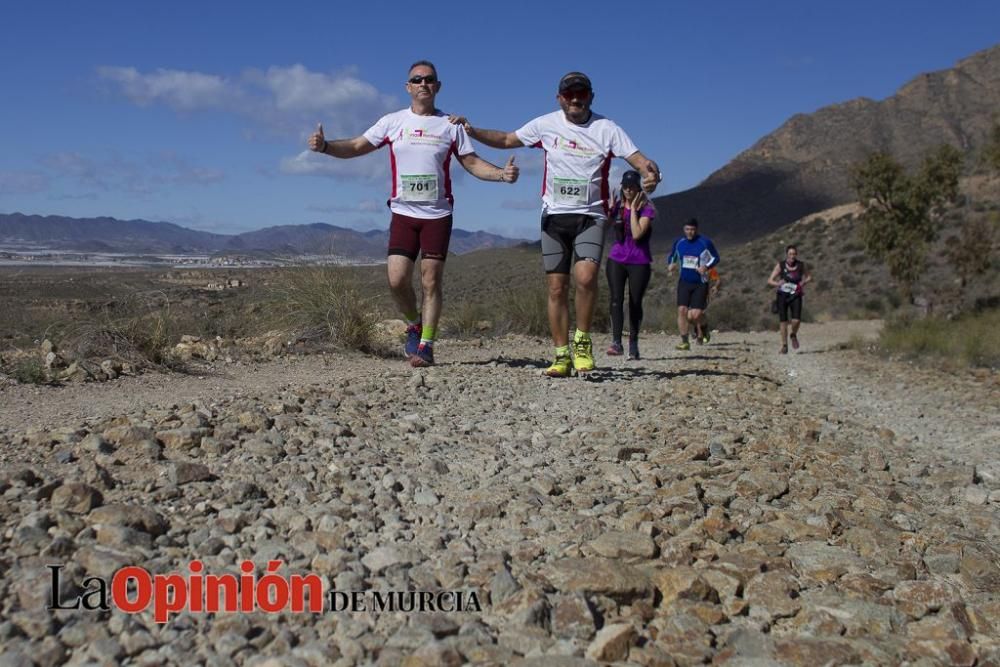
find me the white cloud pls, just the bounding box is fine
[259,65,388,114]
[99,63,401,184]
[99,63,398,138]
[97,66,236,111]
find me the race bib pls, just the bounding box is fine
[400,174,438,202]
[780,282,798,295]
[552,177,589,206]
[682,255,700,269]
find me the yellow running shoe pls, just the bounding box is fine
[544,354,573,378]
[675,340,691,351]
[572,338,595,373]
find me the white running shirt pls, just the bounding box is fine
[363,109,475,220]
[515,111,639,218]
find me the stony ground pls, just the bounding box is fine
[1,321,999,666]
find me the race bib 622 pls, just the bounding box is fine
[552,177,589,206]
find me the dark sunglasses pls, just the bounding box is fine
[408,75,438,85]
[560,87,591,99]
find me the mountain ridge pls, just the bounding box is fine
[654,42,1000,244]
[0,212,527,258]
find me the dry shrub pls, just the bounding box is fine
[62,291,183,369]
[492,285,550,336]
[879,309,1000,368]
[444,300,492,338]
[267,267,388,354]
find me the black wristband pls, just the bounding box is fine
[320,140,328,154]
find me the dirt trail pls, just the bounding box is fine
[2,321,998,665]
[758,320,1000,467]
[5,320,996,468]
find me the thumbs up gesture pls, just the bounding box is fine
[502,155,519,184]
[309,123,326,153]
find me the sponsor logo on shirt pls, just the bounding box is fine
[397,128,449,145]
[552,137,600,157]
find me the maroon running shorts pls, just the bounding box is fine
[387,213,453,261]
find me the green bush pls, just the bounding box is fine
[9,356,48,384]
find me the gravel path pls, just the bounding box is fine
[1,321,998,666]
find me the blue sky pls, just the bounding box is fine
[1,1,998,240]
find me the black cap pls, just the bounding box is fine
[684,218,699,228]
[621,170,641,189]
[558,72,592,93]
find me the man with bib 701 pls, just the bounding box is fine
[308,60,519,367]
[449,72,661,377]
[667,218,720,351]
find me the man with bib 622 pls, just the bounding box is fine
[450,72,660,376]
[308,60,518,367]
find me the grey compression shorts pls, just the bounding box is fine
[541,213,607,274]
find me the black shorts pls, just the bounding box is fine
[677,281,709,310]
[541,214,606,274]
[776,292,802,322]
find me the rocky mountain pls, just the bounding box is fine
[654,43,1000,245]
[0,213,526,258]
[0,213,230,254]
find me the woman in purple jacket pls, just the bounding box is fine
[606,170,655,360]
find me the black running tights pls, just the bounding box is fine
[606,259,651,342]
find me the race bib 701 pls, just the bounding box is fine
[400,174,438,202]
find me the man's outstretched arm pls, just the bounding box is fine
[309,123,379,159]
[625,151,662,193]
[456,153,520,183]
[447,116,524,149]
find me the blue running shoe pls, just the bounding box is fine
[410,343,434,367]
[404,323,421,358]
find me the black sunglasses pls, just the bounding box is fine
[408,75,438,85]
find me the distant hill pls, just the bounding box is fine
[654,43,1000,245]
[0,213,527,259]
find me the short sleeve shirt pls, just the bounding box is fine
[515,111,639,219]
[363,108,475,220]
